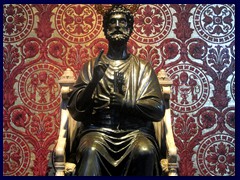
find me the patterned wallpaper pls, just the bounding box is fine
[3,4,235,176]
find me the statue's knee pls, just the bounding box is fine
[80,134,99,155]
[133,138,155,157]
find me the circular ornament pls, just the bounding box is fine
[3,132,31,175]
[18,64,62,111]
[3,4,34,43]
[55,4,102,44]
[193,4,235,44]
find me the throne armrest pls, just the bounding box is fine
[54,69,77,176]
[154,83,179,176]
[54,107,69,176]
[163,108,178,176]
[153,113,178,176]
[54,82,75,176]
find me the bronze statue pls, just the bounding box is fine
[67,4,166,176]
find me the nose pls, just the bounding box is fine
[115,20,120,28]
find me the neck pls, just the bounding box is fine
[107,41,129,60]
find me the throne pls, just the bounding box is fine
[53,68,179,176]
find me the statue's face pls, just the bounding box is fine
[106,13,131,43]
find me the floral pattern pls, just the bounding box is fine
[163,42,179,59]
[206,142,235,175]
[30,113,54,140]
[135,5,164,37]
[67,45,90,72]
[23,41,39,58]
[189,41,205,59]
[132,4,172,43]
[3,4,26,35]
[64,5,94,35]
[49,42,64,58]
[139,45,161,68]
[175,114,198,142]
[11,109,28,128]
[3,4,235,176]
[194,4,235,43]
[202,5,234,35]
[3,4,34,42]
[55,4,102,43]
[3,141,21,174]
[3,132,31,176]
[3,44,20,73]
[199,110,217,129]
[226,111,235,128]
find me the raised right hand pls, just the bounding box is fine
[92,49,109,83]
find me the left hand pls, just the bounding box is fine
[110,92,124,107]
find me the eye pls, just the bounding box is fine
[109,19,116,24]
[120,19,127,24]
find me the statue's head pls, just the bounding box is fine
[103,5,134,44]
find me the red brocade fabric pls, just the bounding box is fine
[3,4,235,176]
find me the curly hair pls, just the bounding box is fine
[103,5,134,38]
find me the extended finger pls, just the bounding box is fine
[94,49,104,67]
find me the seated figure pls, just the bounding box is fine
[66,5,167,176]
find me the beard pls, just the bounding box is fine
[106,29,131,44]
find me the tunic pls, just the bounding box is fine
[67,54,165,176]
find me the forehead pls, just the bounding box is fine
[109,13,127,19]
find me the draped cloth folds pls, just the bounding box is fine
[67,54,165,176]
[73,128,161,176]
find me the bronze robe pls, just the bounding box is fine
[67,54,165,176]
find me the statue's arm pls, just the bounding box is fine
[135,95,165,122]
[67,50,108,121]
[67,80,96,121]
[123,63,166,122]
